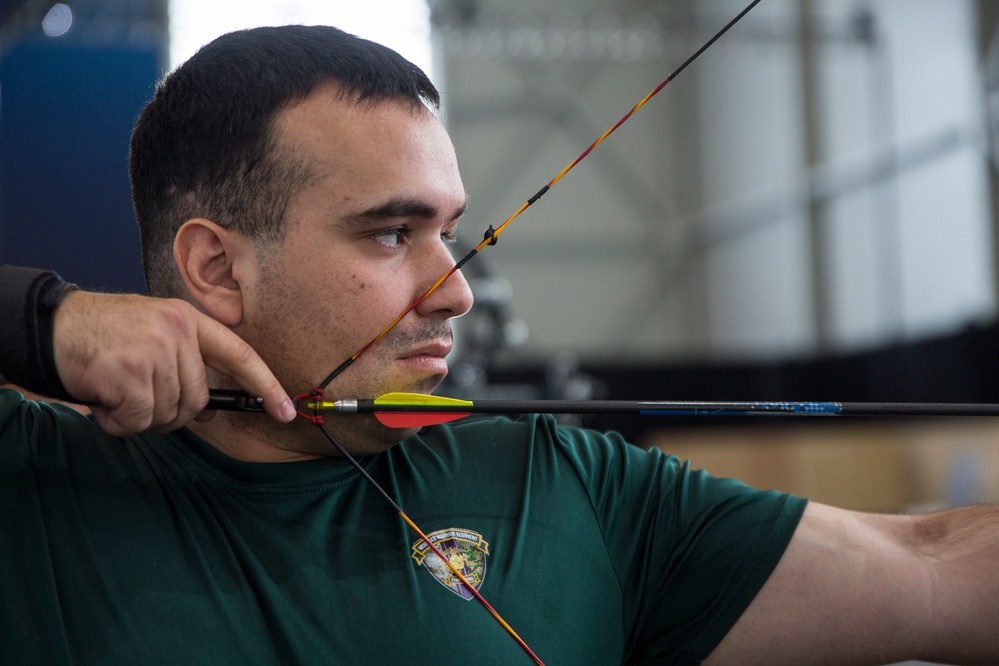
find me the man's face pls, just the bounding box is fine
[234,85,473,455]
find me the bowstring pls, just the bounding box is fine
[305,2,764,662]
[316,0,762,393]
[315,422,544,664]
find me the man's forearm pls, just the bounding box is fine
[905,505,999,663]
[0,265,78,400]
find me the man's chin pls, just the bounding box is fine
[316,411,417,456]
[381,374,446,399]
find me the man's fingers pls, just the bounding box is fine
[193,408,218,424]
[196,317,297,423]
[152,338,212,433]
[88,392,156,438]
[51,291,295,434]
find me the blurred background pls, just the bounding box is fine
[4,0,999,512]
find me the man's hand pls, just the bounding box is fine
[52,291,296,436]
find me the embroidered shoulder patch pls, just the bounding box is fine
[411,527,490,601]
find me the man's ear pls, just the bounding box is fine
[174,219,255,327]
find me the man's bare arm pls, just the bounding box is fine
[705,501,999,665]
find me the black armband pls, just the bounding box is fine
[0,265,78,401]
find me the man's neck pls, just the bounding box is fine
[187,415,327,463]
[186,409,407,462]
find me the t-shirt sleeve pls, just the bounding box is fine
[0,387,39,475]
[550,417,807,664]
[0,387,94,477]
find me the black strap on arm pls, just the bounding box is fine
[0,265,78,401]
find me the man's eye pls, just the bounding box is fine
[372,228,405,248]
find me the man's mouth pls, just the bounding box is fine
[397,341,452,374]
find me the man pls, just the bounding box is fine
[1,25,997,665]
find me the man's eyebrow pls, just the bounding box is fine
[342,197,467,226]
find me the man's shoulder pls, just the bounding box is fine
[0,386,97,437]
[422,413,626,445]
[408,413,659,480]
[415,413,623,454]
[0,387,181,476]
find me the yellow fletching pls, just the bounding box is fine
[374,392,474,408]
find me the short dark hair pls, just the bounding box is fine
[129,25,440,297]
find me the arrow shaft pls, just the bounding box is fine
[334,398,999,419]
[204,390,999,419]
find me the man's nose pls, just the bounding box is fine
[415,248,474,320]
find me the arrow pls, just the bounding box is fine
[206,389,999,426]
[303,392,999,429]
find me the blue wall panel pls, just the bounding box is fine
[1,38,160,293]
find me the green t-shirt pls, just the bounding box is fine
[0,388,805,664]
